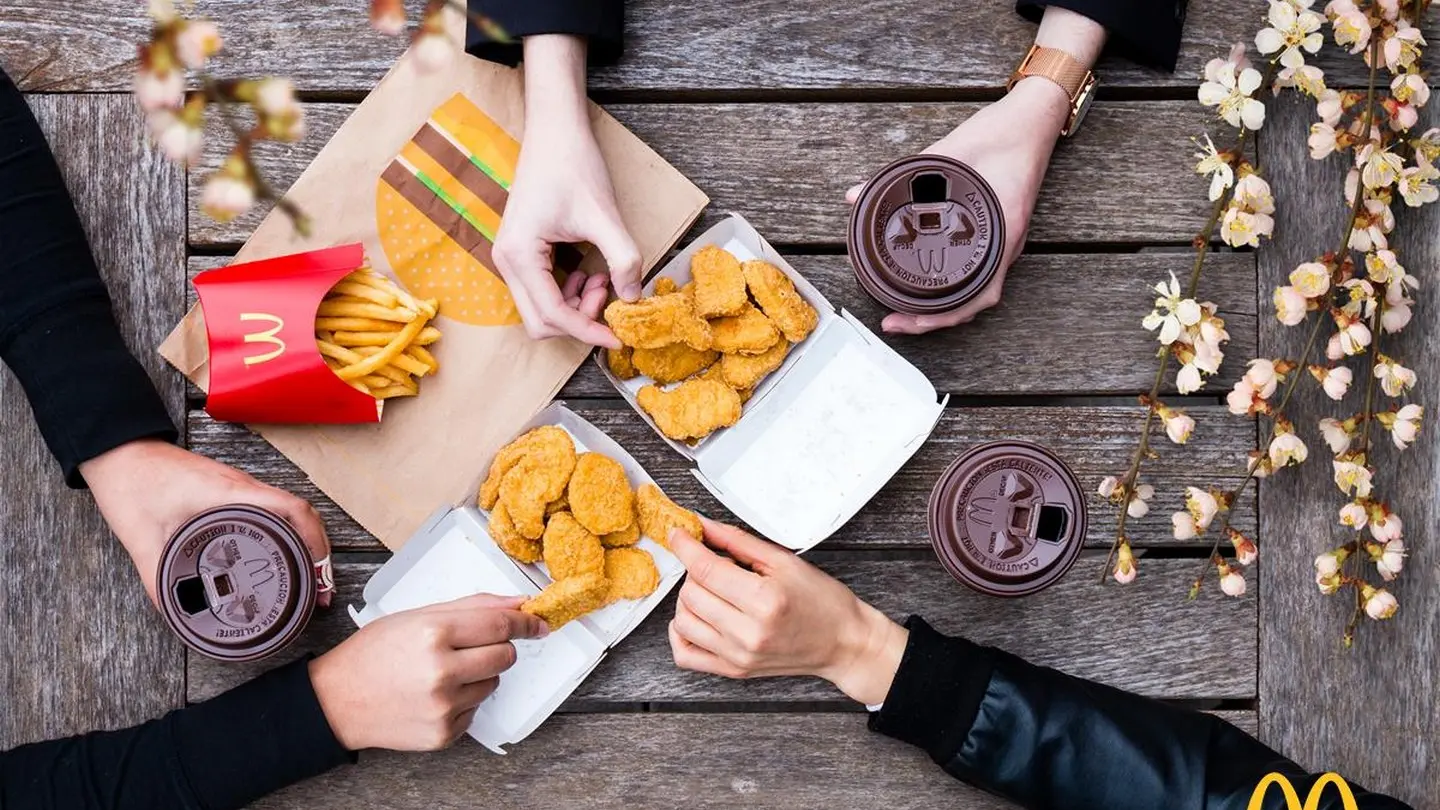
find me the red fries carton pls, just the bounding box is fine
[195,243,383,424]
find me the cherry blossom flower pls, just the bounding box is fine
[1142,272,1202,345]
[1333,455,1373,498]
[1185,486,1221,531]
[1256,0,1324,68]
[1397,157,1439,207]
[1314,547,1348,576]
[1194,135,1234,200]
[1176,363,1204,395]
[175,20,222,69]
[1218,563,1248,597]
[1127,483,1155,518]
[1228,529,1258,566]
[1160,406,1196,444]
[1308,122,1338,158]
[1349,197,1395,252]
[147,109,202,166]
[1228,378,1261,415]
[1328,0,1372,54]
[1113,540,1137,584]
[1386,403,1423,449]
[1382,21,1425,73]
[1232,172,1276,214]
[1276,63,1327,98]
[1247,450,1274,478]
[1290,261,1332,298]
[1339,500,1368,528]
[1097,476,1120,498]
[1310,365,1353,400]
[1381,297,1413,332]
[1339,278,1378,319]
[1335,312,1372,355]
[134,68,184,113]
[1361,585,1398,620]
[369,0,405,34]
[1199,61,1266,130]
[1363,249,1404,283]
[1220,206,1273,247]
[1413,127,1440,162]
[1315,569,1342,594]
[1373,355,1416,397]
[1319,416,1356,454]
[1392,73,1430,108]
[1273,285,1309,325]
[201,155,256,222]
[1368,504,1403,543]
[1372,538,1406,580]
[1268,430,1309,467]
[1244,358,1282,398]
[1358,143,1405,189]
[1317,89,1345,126]
[1172,511,1199,540]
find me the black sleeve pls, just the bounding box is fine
[465,0,625,66]
[869,616,1413,809]
[0,658,355,810]
[1016,0,1187,72]
[0,70,178,487]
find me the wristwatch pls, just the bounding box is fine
[1007,44,1097,138]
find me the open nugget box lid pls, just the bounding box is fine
[348,403,685,753]
[598,215,948,551]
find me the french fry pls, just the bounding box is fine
[333,318,426,380]
[318,340,413,386]
[371,385,418,399]
[405,345,439,373]
[330,331,403,347]
[329,280,398,308]
[316,301,417,322]
[315,317,406,332]
[415,326,442,346]
[353,345,430,377]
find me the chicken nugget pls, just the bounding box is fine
[690,245,749,318]
[742,259,818,343]
[653,277,679,295]
[698,364,753,404]
[636,379,743,441]
[636,483,703,550]
[567,453,636,535]
[489,503,542,564]
[545,493,570,517]
[542,512,605,580]
[498,467,551,540]
[709,302,780,355]
[601,519,641,548]
[522,573,608,630]
[719,340,790,390]
[479,425,574,510]
[631,344,719,384]
[604,294,713,350]
[603,547,660,604]
[606,346,638,380]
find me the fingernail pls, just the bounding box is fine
[537,621,551,639]
[317,590,333,609]
[621,283,642,301]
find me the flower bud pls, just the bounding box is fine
[1227,529,1257,566]
[1361,585,1398,620]
[1113,540,1137,585]
[1372,538,1406,581]
[1315,569,1342,595]
[1314,547,1350,577]
[1217,562,1247,597]
[200,155,256,223]
[175,20,222,70]
[1338,500,1368,529]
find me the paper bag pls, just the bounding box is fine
[160,31,708,550]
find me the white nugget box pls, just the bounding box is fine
[599,214,947,551]
[348,403,686,753]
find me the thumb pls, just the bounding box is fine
[698,517,792,573]
[428,593,528,613]
[845,182,864,206]
[585,211,643,301]
[247,488,334,607]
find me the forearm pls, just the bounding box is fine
[522,34,592,132]
[1015,0,1187,72]
[0,70,176,486]
[868,617,1412,809]
[0,659,353,810]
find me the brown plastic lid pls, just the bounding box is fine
[157,505,315,662]
[848,154,1006,315]
[928,441,1086,597]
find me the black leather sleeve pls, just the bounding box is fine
[466,0,624,66]
[870,617,1413,809]
[1016,0,1187,72]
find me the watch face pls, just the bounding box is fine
[1067,81,1096,136]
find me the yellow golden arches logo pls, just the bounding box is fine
[239,312,286,366]
[1249,772,1358,810]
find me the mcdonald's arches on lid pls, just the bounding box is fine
[195,243,383,424]
[1248,772,1359,810]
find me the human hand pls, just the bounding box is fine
[666,518,908,706]
[308,593,548,751]
[847,77,1070,335]
[493,34,640,348]
[79,439,333,608]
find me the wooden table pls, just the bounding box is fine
[2,3,1436,807]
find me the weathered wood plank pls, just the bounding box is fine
[245,709,1256,810]
[1257,97,1438,805]
[188,251,1257,396]
[188,101,1219,248]
[191,555,1257,706]
[5,0,1427,93]
[0,95,186,746]
[187,404,1258,553]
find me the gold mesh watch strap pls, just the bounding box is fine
[1014,45,1089,98]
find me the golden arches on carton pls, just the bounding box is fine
[1248,772,1359,810]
